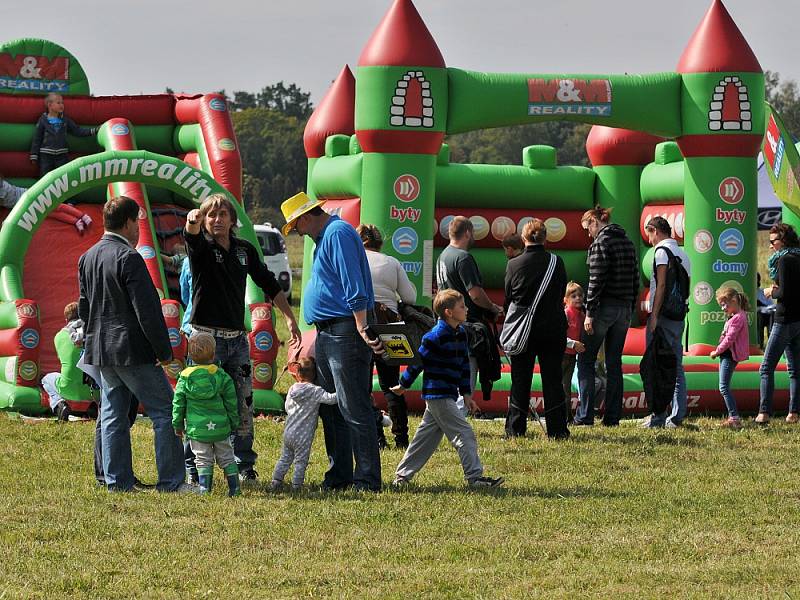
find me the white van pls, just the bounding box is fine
[253,223,292,302]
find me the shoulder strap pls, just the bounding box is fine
[652,245,682,273]
[517,254,558,344]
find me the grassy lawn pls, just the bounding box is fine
[1,414,799,598]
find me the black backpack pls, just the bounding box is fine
[653,246,690,321]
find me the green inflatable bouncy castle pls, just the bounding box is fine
[302,0,792,416]
[0,39,283,414]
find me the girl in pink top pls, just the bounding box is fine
[709,288,751,428]
[562,282,586,417]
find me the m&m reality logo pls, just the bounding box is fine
[764,114,785,179]
[528,78,612,116]
[162,303,179,318]
[168,328,181,348]
[138,245,156,259]
[218,138,236,151]
[0,53,70,92]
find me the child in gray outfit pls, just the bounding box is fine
[270,357,337,490]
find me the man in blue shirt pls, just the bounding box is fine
[281,192,384,491]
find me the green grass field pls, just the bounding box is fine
[1,414,800,598]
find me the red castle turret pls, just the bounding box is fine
[355,0,446,155]
[676,0,764,158]
[586,126,664,167]
[303,65,356,159]
[676,0,761,75]
[357,0,444,69]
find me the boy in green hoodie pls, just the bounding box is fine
[173,332,241,496]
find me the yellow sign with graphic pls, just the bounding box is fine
[379,334,415,360]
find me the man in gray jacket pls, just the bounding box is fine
[79,196,186,492]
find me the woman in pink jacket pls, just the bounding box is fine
[709,288,751,428]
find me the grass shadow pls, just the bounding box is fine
[261,483,629,501]
[569,432,704,447]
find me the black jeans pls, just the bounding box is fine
[374,358,408,445]
[505,333,569,438]
[576,302,631,426]
[94,396,139,484]
[38,153,69,177]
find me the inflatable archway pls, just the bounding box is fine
[301,0,792,415]
[0,150,282,413]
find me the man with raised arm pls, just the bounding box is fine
[184,193,300,485]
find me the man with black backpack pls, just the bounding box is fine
[641,216,691,429]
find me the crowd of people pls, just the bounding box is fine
[48,187,798,494]
[10,101,788,491]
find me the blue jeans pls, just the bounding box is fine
[316,319,382,491]
[759,320,800,415]
[720,355,739,418]
[645,316,687,426]
[98,364,184,491]
[576,302,631,425]
[185,333,256,473]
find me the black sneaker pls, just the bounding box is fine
[239,469,259,485]
[186,471,199,486]
[132,477,155,492]
[468,476,504,489]
[54,401,71,421]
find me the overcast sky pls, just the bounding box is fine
[2,0,798,103]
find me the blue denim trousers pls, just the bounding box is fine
[316,320,382,491]
[184,334,255,474]
[645,316,687,426]
[759,320,800,415]
[576,301,631,425]
[719,355,739,418]
[98,364,184,491]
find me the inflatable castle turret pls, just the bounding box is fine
[675,0,764,354]
[355,0,447,299]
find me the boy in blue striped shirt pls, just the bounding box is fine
[391,289,504,488]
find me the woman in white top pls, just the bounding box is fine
[357,224,417,448]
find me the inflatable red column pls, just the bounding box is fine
[8,300,43,398]
[160,299,186,384]
[248,303,278,394]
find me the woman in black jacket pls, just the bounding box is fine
[503,219,569,439]
[757,223,800,424]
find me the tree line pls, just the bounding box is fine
[207,73,800,226]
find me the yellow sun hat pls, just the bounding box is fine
[280,192,326,236]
